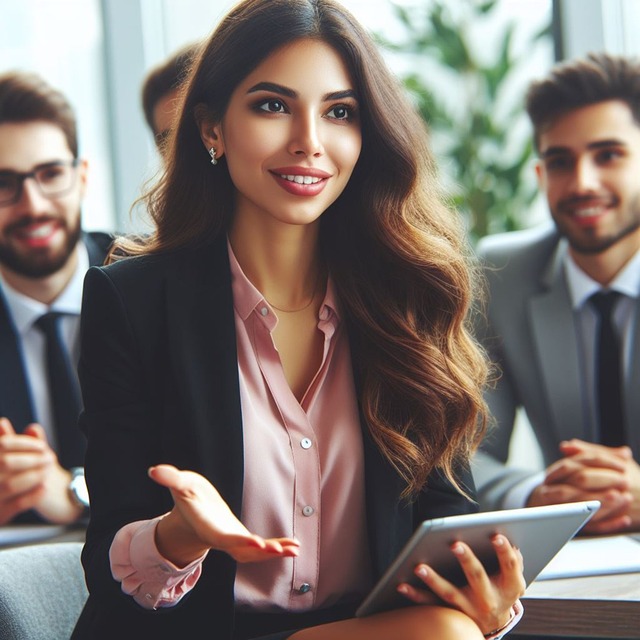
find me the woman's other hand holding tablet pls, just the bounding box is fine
[396,534,525,637]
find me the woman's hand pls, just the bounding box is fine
[149,464,300,567]
[396,534,525,636]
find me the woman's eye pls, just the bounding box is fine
[326,105,352,120]
[258,99,286,113]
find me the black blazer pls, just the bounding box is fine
[72,236,477,639]
[0,231,112,437]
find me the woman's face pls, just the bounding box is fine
[203,38,362,229]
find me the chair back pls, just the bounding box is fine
[0,541,87,640]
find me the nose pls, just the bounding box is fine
[287,112,324,158]
[16,176,50,211]
[571,157,600,193]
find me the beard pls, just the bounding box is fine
[553,193,640,255]
[0,214,82,278]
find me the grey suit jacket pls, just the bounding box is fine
[472,224,640,510]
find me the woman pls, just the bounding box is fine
[72,1,524,638]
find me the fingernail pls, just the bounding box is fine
[493,535,505,546]
[397,584,409,594]
[416,566,428,577]
[452,543,464,555]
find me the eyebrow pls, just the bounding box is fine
[0,160,69,174]
[246,81,357,102]
[541,139,628,159]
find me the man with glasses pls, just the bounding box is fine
[0,71,111,525]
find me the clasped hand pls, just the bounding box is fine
[0,416,82,524]
[529,439,640,534]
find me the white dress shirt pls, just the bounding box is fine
[0,243,89,447]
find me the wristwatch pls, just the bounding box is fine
[68,467,90,509]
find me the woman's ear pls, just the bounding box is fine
[194,103,225,159]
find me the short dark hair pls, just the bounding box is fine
[0,71,78,156]
[526,52,640,151]
[141,41,201,135]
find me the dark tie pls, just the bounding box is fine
[589,291,626,447]
[34,312,84,468]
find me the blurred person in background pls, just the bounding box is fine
[0,71,111,525]
[141,41,201,158]
[474,52,640,535]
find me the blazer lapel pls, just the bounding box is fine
[165,240,245,517]
[529,241,588,443]
[625,299,640,456]
[0,291,35,431]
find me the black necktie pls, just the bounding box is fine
[590,291,626,447]
[34,312,84,468]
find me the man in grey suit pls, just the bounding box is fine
[0,71,111,524]
[473,52,640,534]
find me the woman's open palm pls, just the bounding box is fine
[149,464,300,563]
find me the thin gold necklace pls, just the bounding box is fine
[265,271,322,313]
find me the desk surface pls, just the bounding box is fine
[519,572,640,638]
[0,525,85,549]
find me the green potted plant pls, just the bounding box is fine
[378,0,552,241]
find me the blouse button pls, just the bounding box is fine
[298,583,312,594]
[300,438,312,449]
[260,307,269,316]
[302,505,315,517]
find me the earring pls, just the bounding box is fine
[208,147,217,166]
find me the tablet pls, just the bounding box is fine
[356,500,600,617]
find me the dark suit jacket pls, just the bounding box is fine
[0,233,112,440]
[0,231,112,439]
[0,231,111,524]
[72,236,477,639]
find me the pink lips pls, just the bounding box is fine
[270,167,331,197]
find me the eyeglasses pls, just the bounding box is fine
[0,159,80,207]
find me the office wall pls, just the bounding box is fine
[0,0,114,232]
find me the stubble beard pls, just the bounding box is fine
[555,193,640,256]
[0,214,82,278]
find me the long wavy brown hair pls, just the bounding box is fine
[115,0,489,500]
